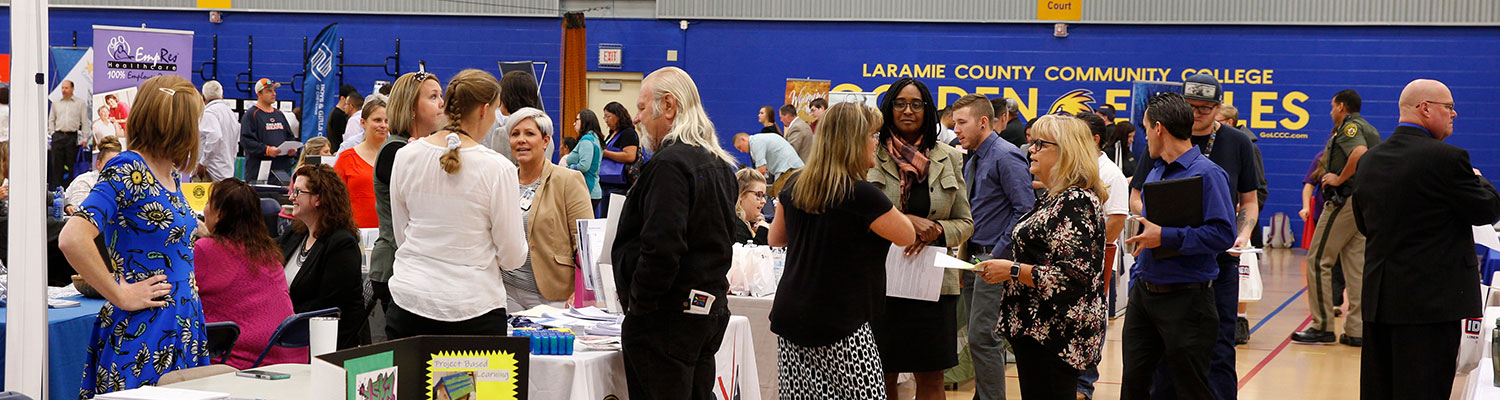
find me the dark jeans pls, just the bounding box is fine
[621,310,729,400]
[1121,282,1218,400]
[1011,335,1080,399]
[49,131,79,188]
[1151,257,1239,400]
[384,303,507,340]
[1361,320,1460,400]
[598,184,630,217]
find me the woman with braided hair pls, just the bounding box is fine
[386,68,527,339]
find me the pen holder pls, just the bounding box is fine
[514,327,575,356]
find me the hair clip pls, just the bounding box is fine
[158,87,177,96]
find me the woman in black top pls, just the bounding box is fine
[598,101,638,215]
[278,164,367,349]
[732,168,770,245]
[769,102,915,399]
[758,105,781,134]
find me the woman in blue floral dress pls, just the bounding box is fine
[59,75,209,399]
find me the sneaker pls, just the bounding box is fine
[1235,316,1250,344]
[1339,334,1363,347]
[1291,328,1336,343]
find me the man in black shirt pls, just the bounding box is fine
[1130,74,1261,400]
[611,67,740,400]
[240,78,297,183]
[326,85,359,150]
[991,97,1027,148]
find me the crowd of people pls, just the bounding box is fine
[25,59,1495,400]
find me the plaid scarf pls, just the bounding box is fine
[885,134,930,210]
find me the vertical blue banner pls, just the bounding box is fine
[301,23,339,140]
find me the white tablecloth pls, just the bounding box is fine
[161,363,312,399]
[728,295,779,399]
[531,315,761,400]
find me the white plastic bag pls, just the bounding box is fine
[1237,251,1262,303]
[727,244,777,297]
[728,243,752,296]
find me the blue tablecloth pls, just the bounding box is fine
[0,295,105,400]
[1480,245,1500,286]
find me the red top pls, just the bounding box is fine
[336,148,379,228]
[194,238,305,369]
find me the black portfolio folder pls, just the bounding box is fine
[1142,175,1203,259]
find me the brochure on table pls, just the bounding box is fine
[313,335,531,400]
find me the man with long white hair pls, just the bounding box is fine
[610,66,739,399]
[198,80,240,181]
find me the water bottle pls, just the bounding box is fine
[53,187,66,219]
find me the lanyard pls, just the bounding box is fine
[1201,129,1218,157]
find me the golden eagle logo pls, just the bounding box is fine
[1047,89,1097,116]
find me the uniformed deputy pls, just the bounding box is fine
[1291,89,1381,347]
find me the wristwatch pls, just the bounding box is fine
[1011,263,1022,280]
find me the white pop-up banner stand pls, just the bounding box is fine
[8,0,53,398]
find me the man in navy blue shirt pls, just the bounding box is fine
[1121,92,1236,400]
[951,94,1034,400]
[240,78,298,183]
[1130,74,1261,400]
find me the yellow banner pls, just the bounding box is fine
[784,79,831,121]
[182,183,211,213]
[197,0,231,8]
[1038,0,1081,21]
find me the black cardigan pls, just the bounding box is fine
[277,228,367,349]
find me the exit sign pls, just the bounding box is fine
[599,43,623,69]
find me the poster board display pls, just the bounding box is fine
[784,78,831,121]
[315,335,531,400]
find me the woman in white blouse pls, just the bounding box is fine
[387,68,527,338]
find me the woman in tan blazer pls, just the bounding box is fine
[503,108,595,310]
[866,78,974,400]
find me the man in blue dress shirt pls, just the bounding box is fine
[1121,92,1236,400]
[952,94,1035,400]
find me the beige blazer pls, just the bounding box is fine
[867,141,974,295]
[784,117,814,161]
[527,163,597,301]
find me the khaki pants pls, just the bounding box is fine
[1306,199,1366,337]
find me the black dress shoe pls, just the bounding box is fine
[1339,334,1363,347]
[1235,316,1250,344]
[1291,328,1336,343]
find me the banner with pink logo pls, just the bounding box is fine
[92,25,194,93]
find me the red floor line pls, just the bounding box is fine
[1237,315,1313,389]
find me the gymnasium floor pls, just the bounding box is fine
[946,248,1365,400]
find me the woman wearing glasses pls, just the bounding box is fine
[976,115,1107,398]
[866,77,974,400]
[370,70,445,322]
[733,168,770,245]
[278,164,367,350]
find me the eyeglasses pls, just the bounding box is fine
[1191,104,1217,115]
[1029,138,1058,150]
[1422,100,1456,112]
[893,100,926,111]
[745,191,767,201]
[289,188,318,198]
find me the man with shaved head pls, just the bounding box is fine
[1353,79,1500,400]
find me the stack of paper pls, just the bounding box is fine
[95,387,229,400]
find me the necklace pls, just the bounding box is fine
[297,235,313,264]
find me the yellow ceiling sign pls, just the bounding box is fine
[197,0,230,8]
[1038,0,1081,21]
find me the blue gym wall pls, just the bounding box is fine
[7,9,1500,245]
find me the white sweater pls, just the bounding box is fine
[388,138,528,321]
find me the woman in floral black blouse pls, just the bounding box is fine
[977,114,1108,398]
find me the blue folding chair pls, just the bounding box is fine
[204,321,241,364]
[251,307,340,368]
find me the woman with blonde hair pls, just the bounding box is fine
[504,107,593,310]
[59,75,208,396]
[370,69,445,320]
[297,136,332,170]
[387,69,526,338]
[769,102,916,399]
[976,114,1107,398]
[732,168,770,245]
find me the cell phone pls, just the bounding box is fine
[236,369,291,380]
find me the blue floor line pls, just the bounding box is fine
[1249,287,1307,335]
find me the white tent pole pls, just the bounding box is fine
[7,0,52,398]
